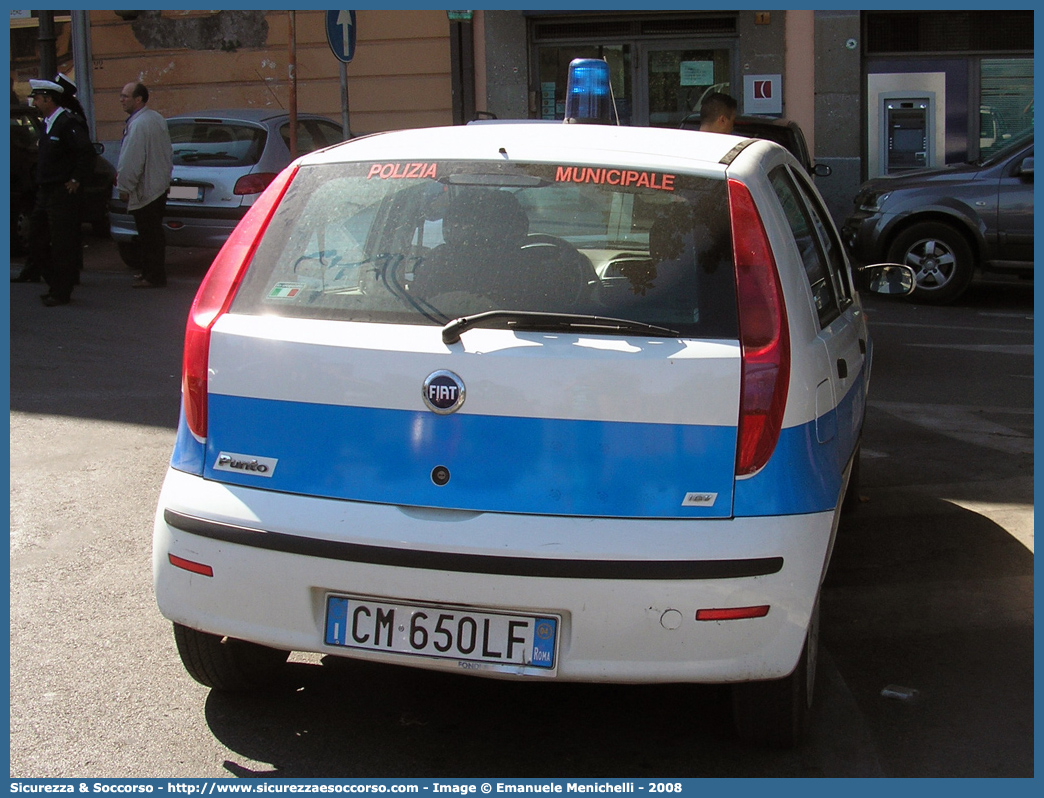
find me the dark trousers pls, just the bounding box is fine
[130,194,167,286]
[27,184,82,301]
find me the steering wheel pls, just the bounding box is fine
[519,234,595,306]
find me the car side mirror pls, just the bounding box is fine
[812,163,832,177]
[859,263,916,296]
[1018,156,1033,177]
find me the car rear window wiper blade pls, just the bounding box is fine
[442,311,678,344]
[178,152,239,162]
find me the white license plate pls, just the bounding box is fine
[324,594,558,673]
[167,185,201,201]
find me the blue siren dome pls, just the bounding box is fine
[564,58,616,125]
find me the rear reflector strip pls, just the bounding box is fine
[695,605,770,621]
[168,553,214,577]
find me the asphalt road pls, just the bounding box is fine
[9,237,1034,778]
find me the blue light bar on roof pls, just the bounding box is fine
[564,58,615,125]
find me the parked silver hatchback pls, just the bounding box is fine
[110,108,345,265]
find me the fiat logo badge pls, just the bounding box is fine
[423,370,465,414]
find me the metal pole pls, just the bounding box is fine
[288,11,298,159]
[38,11,57,79]
[340,61,351,139]
[460,18,475,124]
[71,11,96,139]
[448,20,463,125]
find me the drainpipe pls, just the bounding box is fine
[38,11,57,79]
[448,11,475,124]
[71,11,96,139]
[288,11,298,158]
[472,11,486,116]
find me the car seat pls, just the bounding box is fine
[413,188,529,302]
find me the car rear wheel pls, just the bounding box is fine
[841,444,861,514]
[887,222,975,305]
[12,201,32,255]
[116,240,140,270]
[731,596,819,748]
[172,623,290,691]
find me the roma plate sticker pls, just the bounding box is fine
[682,492,718,507]
[268,282,304,300]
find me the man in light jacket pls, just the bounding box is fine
[117,82,173,288]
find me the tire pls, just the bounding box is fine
[172,623,290,691]
[731,597,819,748]
[886,221,975,305]
[116,240,141,270]
[841,445,861,514]
[11,202,31,256]
[90,215,111,239]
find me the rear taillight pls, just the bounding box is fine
[233,172,278,196]
[182,165,299,440]
[728,178,790,477]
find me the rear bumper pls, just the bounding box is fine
[108,198,247,249]
[153,467,838,684]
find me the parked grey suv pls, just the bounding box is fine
[679,113,832,178]
[110,109,345,265]
[843,128,1033,304]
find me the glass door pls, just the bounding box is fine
[535,44,632,124]
[638,41,735,128]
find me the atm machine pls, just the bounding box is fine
[880,92,936,174]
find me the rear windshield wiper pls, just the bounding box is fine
[178,153,239,163]
[442,311,678,344]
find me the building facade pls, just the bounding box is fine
[10,9,1033,225]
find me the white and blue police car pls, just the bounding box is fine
[153,60,912,747]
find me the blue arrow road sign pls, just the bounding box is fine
[326,10,357,63]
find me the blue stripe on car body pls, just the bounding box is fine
[180,368,862,519]
[202,394,739,518]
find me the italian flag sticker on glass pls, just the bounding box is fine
[268,282,303,300]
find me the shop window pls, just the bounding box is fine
[979,58,1033,159]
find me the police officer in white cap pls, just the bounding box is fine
[54,72,88,121]
[13,78,95,305]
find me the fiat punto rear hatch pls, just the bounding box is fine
[189,158,772,519]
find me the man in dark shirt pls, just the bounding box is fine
[698,92,738,134]
[14,78,95,306]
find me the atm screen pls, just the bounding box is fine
[891,128,924,150]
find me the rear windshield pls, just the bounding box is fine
[232,160,737,339]
[168,120,267,167]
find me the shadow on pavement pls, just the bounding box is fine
[10,238,215,428]
[825,492,1034,776]
[194,491,1032,777]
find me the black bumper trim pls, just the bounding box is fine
[163,509,784,581]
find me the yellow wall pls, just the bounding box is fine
[88,10,453,141]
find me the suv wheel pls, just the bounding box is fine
[887,222,975,305]
[172,623,290,691]
[731,596,819,748]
